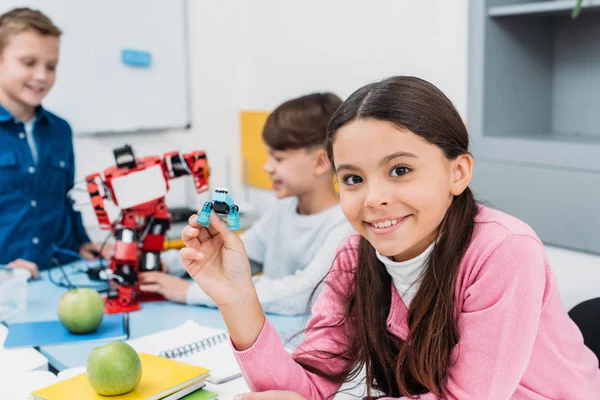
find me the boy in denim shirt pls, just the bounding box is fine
[0,8,109,277]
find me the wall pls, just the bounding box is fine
[240,0,469,112]
[238,0,470,214]
[73,1,243,231]
[75,0,470,223]
[235,0,599,308]
[74,0,598,309]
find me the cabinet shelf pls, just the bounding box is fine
[468,0,600,254]
[488,0,600,17]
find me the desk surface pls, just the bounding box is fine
[8,264,366,400]
[13,264,306,372]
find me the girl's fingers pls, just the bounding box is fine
[181,225,201,248]
[188,213,202,228]
[208,212,238,245]
[179,247,205,265]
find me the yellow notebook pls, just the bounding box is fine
[31,353,210,400]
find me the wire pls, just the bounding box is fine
[138,216,154,247]
[49,243,113,292]
[48,258,111,292]
[52,247,87,261]
[96,230,114,258]
[178,151,194,177]
[66,180,93,207]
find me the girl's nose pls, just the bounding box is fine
[364,184,391,209]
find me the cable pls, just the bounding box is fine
[138,216,154,247]
[178,151,194,177]
[48,258,110,292]
[96,230,114,259]
[49,244,112,292]
[52,246,88,262]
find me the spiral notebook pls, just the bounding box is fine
[127,320,242,384]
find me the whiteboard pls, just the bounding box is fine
[1,0,190,135]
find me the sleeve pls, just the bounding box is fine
[185,279,217,307]
[183,225,353,309]
[164,223,269,278]
[239,212,269,265]
[181,209,274,307]
[184,201,283,273]
[233,239,359,400]
[376,234,549,400]
[181,209,279,307]
[253,223,354,315]
[162,249,188,277]
[66,126,91,248]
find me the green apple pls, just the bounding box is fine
[57,288,104,334]
[87,341,142,396]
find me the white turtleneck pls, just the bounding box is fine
[376,243,435,308]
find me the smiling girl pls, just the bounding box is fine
[179,76,600,399]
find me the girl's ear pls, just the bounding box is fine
[312,147,331,177]
[450,154,473,196]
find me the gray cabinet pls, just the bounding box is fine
[468,0,600,253]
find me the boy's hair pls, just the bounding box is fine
[0,8,62,54]
[262,92,342,151]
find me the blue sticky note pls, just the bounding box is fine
[3,313,129,348]
[121,49,152,68]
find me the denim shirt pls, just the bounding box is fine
[0,104,90,269]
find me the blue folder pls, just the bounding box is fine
[3,313,129,348]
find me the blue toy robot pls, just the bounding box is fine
[197,187,240,230]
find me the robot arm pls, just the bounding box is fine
[85,172,112,230]
[163,151,210,194]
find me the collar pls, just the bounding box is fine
[0,103,52,124]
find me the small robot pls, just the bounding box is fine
[85,144,210,314]
[197,188,240,230]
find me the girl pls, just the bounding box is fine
[180,77,600,399]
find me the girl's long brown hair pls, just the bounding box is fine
[297,76,478,398]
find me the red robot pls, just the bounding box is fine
[85,144,209,314]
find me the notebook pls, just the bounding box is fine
[180,388,218,400]
[0,323,49,372]
[3,313,129,348]
[30,352,210,400]
[0,370,58,398]
[127,320,242,384]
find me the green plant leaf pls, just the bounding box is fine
[572,0,583,19]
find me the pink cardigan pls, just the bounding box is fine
[234,206,600,399]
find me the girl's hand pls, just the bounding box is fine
[180,211,265,350]
[179,212,253,308]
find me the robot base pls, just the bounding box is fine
[139,291,165,303]
[104,297,141,314]
[103,287,166,314]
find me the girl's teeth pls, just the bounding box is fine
[372,219,398,229]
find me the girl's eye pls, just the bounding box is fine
[390,166,410,177]
[342,174,363,186]
[47,64,56,72]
